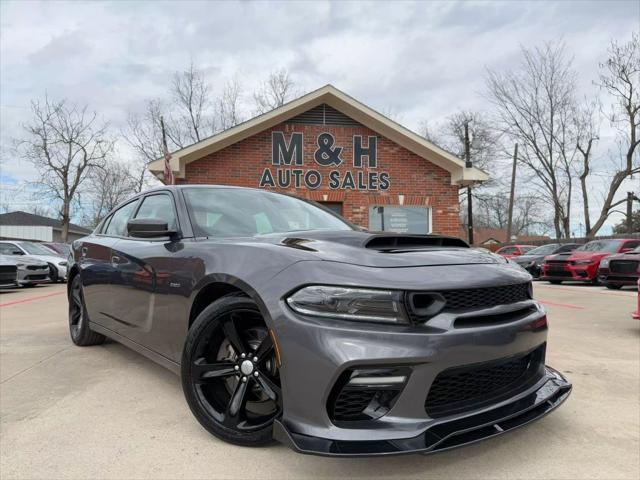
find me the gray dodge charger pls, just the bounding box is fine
[68,185,571,456]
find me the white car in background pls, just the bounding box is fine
[0,241,67,282]
[0,254,50,287]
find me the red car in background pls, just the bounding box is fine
[495,244,536,259]
[541,238,640,285]
[598,245,640,289]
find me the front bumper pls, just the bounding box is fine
[542,263,597,281]
[17,267,50,285]
[598,267,639,286]
[274,367,570,456]
[262,261,570,457]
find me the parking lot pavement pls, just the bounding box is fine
[1,282,638,480]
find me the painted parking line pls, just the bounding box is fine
[535,284,636,298]
[538,299,585,310]
[0,291,65,308]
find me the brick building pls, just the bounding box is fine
[148,85,487,236]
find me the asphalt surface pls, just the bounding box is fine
[1,282,638,480]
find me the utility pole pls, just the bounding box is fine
[628,192,635,233]
[506,143,518,242]
[464,121,474,245]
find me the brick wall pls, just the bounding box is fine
[178,122,460,236]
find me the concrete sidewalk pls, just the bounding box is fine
[1,283,638,479]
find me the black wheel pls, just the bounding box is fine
[549,280,562,285]
[181,295,282,446]
[68,275,105,346]
[48,264,59,283]
[605,283,622,290]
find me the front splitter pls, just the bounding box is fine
[274,367,571,457]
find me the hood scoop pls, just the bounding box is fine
[364,234,469,252]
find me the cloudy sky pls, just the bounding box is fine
[1,0,638,233]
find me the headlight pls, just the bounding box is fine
[600,258,610,268]
[58,261,67,267]
[573,260,593,265]
[286,286,408,324]
[16,263,25,268]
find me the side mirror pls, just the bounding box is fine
[127,218,177,239]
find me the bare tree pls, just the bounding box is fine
[123,100,166,192]
[81,159,137,227]
[217,76,243,130]
[574,99,600,236]
[472,190,553,236]
[486,42,580,239]
[172,61,214,143]
[16,96,112,241]
[253,69,296,114]
[587,33,640,236]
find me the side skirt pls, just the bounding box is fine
[90,321,181,375]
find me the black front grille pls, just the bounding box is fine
[25,274,47,280]
[0,266,16,274]
[26,265,43,271]
[546,259,569,265]
[425,346,545,418]
[332,390,378,421]
[438,283,531,311]
[546,270,573,277]
[610,260,639,274]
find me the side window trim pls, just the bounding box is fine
[132,192,180,235]
[102,198,140,238]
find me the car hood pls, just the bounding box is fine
[605,252,640,261]
[0,254,48,267]
[235,230,510,268]
[557,251,611,262]
[513,254,547,264]
[28,254,64,264]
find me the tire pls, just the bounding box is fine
[605,283,622,290]
[181,295,281,447]
[68,275,106,346]
[549,280,562,285]
[48,264,59,283]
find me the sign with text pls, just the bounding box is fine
[259,131,391,190]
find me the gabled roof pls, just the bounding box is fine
[148,85,488,186]
[0,211,91,234]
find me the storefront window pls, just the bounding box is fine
[368,206,431,234]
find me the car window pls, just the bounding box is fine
[520,246,534,253]
[526,244,557,255]
[499,247,517,254]
[134,194,177,231]
[623,240,640,250]
[183,188,352,237]
[104,200,139,237]
[557,244,577,253]
[0,243,22,255]
[20,242,57,255]
[575,240,622,253]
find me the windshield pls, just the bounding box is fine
[575,240,621,253]
[183,188,353,237]
[20,242,57,255]
[526,244,558,255]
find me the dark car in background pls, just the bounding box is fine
[541,239,640,285]
[67,185,571,456]
[598,246,640,289]
[513,243,581,278]
[42,242,71,257]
